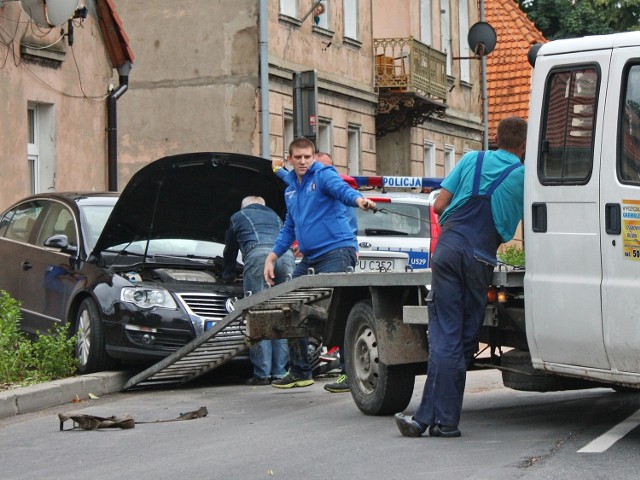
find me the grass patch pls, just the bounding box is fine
[0,290,78,389]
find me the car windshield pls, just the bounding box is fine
[79,204,117,250]
[356,203,430,237]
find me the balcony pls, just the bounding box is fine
[374,38,448,137]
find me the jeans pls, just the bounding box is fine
[244,247,295,379]
[288,247,357,379]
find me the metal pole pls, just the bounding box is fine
[480,0,488,150]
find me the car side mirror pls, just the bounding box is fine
[44,234,69,249]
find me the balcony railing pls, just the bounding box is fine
[374,38,447,101]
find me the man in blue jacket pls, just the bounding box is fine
[264,137,376,389]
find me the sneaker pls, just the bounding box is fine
[323,374,350,393]
[245,376,271,386]
[271,373,314,389]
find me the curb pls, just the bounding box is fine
[0,371,132,419]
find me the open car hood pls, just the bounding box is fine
[93,152,287,255]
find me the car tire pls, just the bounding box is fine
[344,300,415,416]
[75,298,116,374]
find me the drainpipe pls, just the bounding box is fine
[259,0,270,159]
[107,61,132,192]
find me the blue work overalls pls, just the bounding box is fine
[414,152,522,427]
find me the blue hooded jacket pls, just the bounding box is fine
[273,162,363,259]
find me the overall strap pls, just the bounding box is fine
[472,151,486,196]
[485,162,523,196]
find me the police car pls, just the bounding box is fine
[352,176,442,271]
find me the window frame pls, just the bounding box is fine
[617,62,640,186]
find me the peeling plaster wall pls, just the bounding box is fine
[0,2,114,209]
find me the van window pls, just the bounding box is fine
[619,64,640,184]
[539,66,598,184]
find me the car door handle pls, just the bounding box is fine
[22,261,32,271]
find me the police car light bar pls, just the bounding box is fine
[352,176,443,189]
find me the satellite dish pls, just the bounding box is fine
[468,22,497,57]
[21,0,80,28]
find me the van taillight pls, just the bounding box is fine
[428,207,440,267]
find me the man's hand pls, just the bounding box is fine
[356,197,377,212]
[263,252,278,286]
[272,158,285,172]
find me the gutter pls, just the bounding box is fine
[107,61,133,192]
[259,0,269,159]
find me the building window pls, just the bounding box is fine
[347,125,361,174]
[284,115,295,159]
[424,140,436,177]
[420,0,432,46]
[343,0,358,40]
[458,0,470,83]
[316,120,333,157]
[314,0,329,29]
[444,144,455,174]
[280,0,297,17]
[27,102,55,194]
[28,106,39,195]
[440,0,452,76]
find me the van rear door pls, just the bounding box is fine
[524,42,612,370]
[600,42,640,375]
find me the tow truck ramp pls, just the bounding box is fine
[123,274,343,390]
[122,271,434,391]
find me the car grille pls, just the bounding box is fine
[177,292,230,320]
[176,292,245,338]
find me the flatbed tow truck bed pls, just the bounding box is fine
[123,268,522,391]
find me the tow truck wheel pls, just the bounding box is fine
[344,300,415,416]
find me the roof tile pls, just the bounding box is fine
[485,0,546,139]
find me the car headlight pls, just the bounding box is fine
[121,287,177,309]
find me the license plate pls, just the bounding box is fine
[356,259,395,272]
[205,320,216,331]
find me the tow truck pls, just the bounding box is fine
[125,31,640,415]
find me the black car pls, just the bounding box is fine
[0,152,286,374]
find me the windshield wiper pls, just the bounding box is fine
[363,228,409,236]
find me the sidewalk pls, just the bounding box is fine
[0,371,132,419]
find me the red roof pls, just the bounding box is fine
[96,0,134,69]
[485,0,546,141]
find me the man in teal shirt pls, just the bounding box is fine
[395,116,527,438]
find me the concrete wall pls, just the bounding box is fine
[0,2,115,210]
[112,0,260,185]
[113,0,380,182]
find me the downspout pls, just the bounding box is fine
[107,61,132,192]
[259,0,270,159]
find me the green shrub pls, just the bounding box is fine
[498,245,525,267]
[0,290,78,387]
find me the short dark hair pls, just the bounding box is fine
[288,138,316,156]
[497,117,527,150]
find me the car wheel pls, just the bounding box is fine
[75,298,116,374]
[344,300,415,416]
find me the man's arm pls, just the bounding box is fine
[433,188,453,216]
[222,226,239,281]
